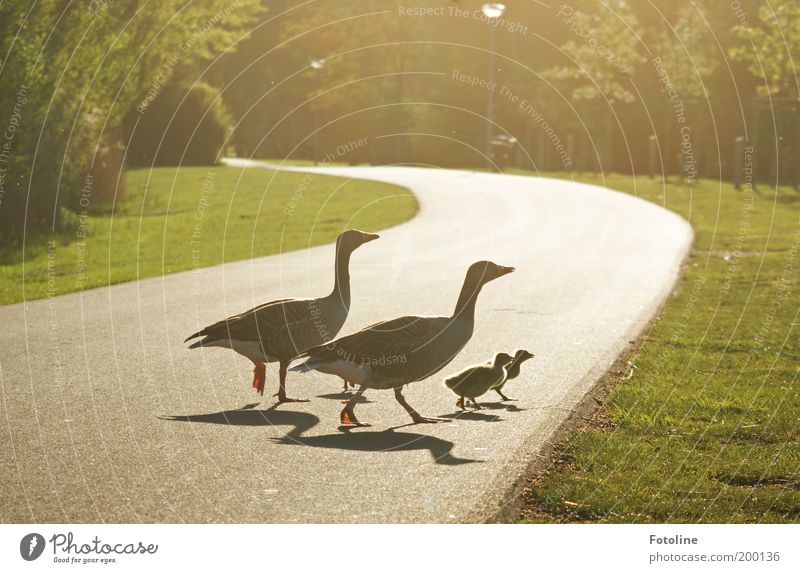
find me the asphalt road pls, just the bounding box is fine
[0,162,692,523]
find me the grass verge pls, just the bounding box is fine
[512,171,800,523]
[0,165,416,306]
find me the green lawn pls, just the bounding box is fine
[0,165,416,305]
[514,171,800,523]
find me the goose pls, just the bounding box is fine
[184,229,379,402]
[445,352,514,410]
[290,260,515,425]
[492,349,534,400]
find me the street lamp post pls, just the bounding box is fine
[482,3,506,166]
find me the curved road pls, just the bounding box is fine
[0,162,692,523]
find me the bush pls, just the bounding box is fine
[126,81,232,167]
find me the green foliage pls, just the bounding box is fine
[210,0,798,176]
[731,0,800,98]
[219,0,449,162]
[648,4,721,100]
[127,81,233,166]
[544,1,646,103]
[4,0,797,231]
[545,0,755,104]
[0,0,262,238]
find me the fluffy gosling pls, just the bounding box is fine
[445,352,514,410]
[491,349,534,400]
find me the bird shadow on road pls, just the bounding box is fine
[271,427,481,466]
[437,411,504,422]
[473,402,527,412]
[437,402,527,421]
[315,392,374,403]
[160,403,320,436]
[162,405,479,465]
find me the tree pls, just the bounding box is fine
[730,0,800,98]
[648,3,721,100]
[0,0,262,238]
[543,1,646,104]
[127,81,233,166]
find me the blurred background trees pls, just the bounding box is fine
[126,81,233,166]
[1,0,799,240]
[0,0,260,238]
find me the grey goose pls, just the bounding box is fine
[290,260,515,425]
[184,229,379,402]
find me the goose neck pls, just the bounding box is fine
[331,243,352,306]
[452,277,482,321]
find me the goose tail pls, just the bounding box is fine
[187,336,222,350]
[184,330,204,343]
[289,357,327,373]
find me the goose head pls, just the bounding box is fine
[453,260,515,317]
[337,229,380,254]
[465,260,515,287]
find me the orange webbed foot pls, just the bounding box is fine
[340,408,370,427]
[252,363,267,395]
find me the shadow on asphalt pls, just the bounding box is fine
[271,428,480,466]
[315,392,373,403]
[437,401,527,420]
[160,404,319,435]
[161,405,479,465]
[437,411,504,422]
[478,400,524,408]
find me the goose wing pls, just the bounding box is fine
[300,315,459,382]
[185,298,323,358]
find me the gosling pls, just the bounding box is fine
[445,352,514,410]
[491,349,534,400]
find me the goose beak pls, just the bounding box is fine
[497,265,515,276]
[362,232,380,243]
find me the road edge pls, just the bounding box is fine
[474,207,695,524]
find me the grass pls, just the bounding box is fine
[0,165,416,305]
[6,161,797,521]
[510,171,800,523]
